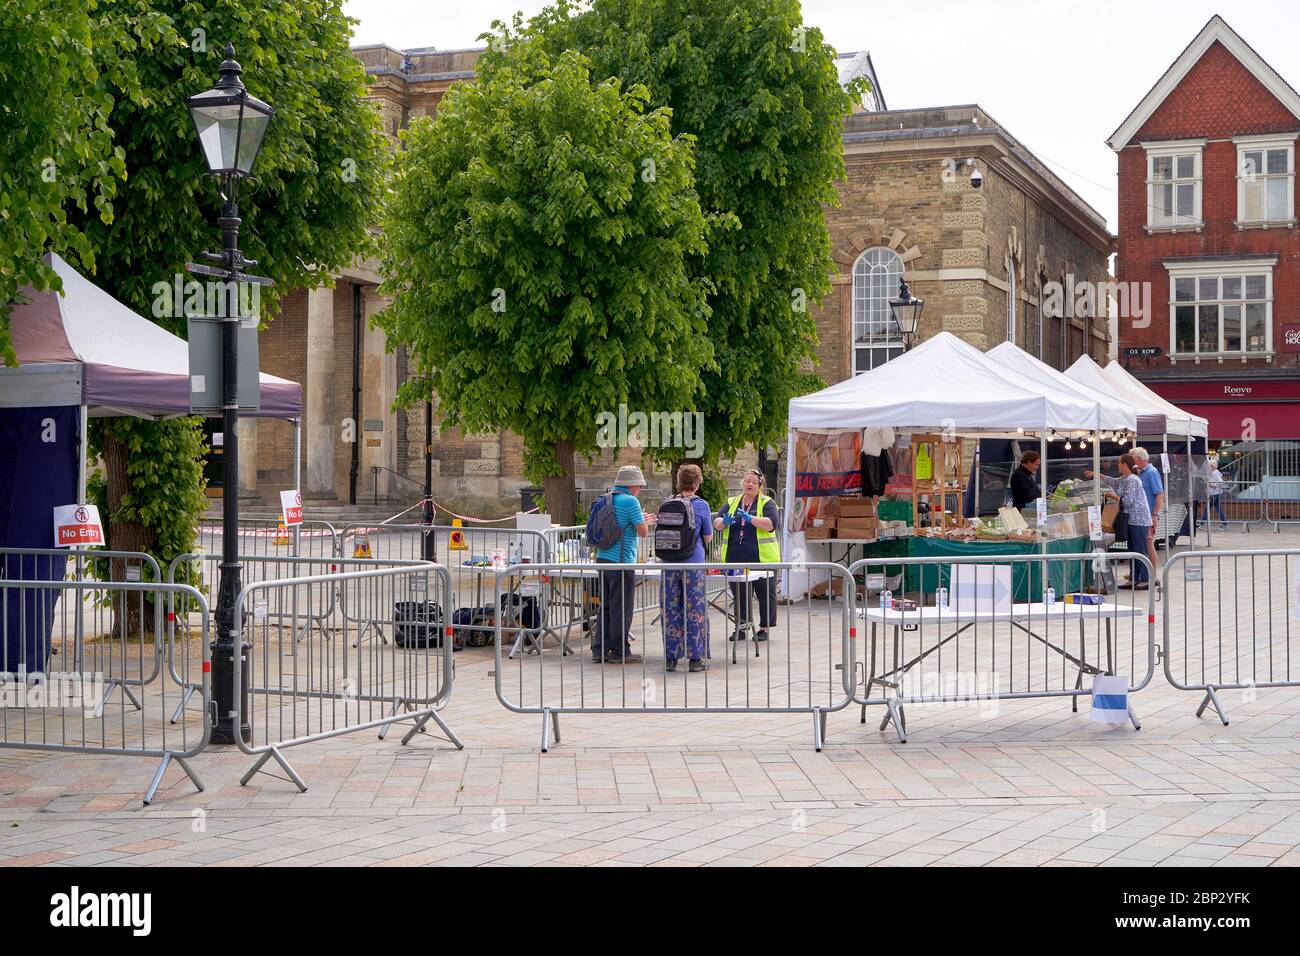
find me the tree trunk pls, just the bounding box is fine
[100,427,153,638]
[543,438,578,525]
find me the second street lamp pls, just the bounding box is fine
[187,44,274,746]
[889,276,924,351]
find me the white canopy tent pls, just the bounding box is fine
[789,332,1100,434]
[784,333,1130,596]
[986,342,1137,434]
[1064,354,1206,439]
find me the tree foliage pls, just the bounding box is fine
[59,0,390,571]
[483,0,862,463]
[378,43,714,522]
[0,0,130,365]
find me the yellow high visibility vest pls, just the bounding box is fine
[721,493,780,563]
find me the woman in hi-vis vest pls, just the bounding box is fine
[713,469,780,642]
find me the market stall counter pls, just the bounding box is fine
[856,534,1094,601]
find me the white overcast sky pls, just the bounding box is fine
[343,0,1300,232]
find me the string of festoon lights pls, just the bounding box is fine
[1013,428,1138,448]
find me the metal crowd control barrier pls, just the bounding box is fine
[2,548,165,716]
[846,551,1156,742]
[1217,480,1265,531]
[198,518,339,560]
[165,554,430,722]
[1162,548,1300,725]
[1265,478,1300,532]
[0,572,210,804]
[493,560,855,752]
[342,524,552,649]
[231,562,461,791]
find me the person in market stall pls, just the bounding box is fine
[592,465,653,664]
[714,469,780,642]
[1009,450,1042,510]
[1086,454,1153,590]
[660,464,713,673]
[1132,447,1165,571]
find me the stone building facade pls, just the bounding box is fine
[811,106,1112,392]
[237,45,1109,516]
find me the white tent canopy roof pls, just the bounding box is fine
[1064,354,1207,438]
[986,341,1137,433]
[788,331,1100,433]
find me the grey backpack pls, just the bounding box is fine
[584,492,625,551]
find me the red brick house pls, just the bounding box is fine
[1110,15,1300,443]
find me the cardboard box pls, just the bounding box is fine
[804,524,835,540]
[836,516,878,539]
[837,497,876,518]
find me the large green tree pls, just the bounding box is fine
[66,0,389,568]
[484,0,863,466]
[0,0,131,365]
[378,43,714,523]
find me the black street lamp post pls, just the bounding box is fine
[187,45,274,745]
[889,277,924,351]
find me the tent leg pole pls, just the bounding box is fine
[293,417,302,556]
[78,404,88,505]
[1187,431,1194,551]
[1039,432,1048,561]
[782,428,796,597]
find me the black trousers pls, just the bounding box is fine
[593,562,636,658]
[730,576,776,632]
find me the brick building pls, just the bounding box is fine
[1109,15,1300,442]
[237,42,1110,516]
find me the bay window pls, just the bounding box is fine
[1168,262,1273,358]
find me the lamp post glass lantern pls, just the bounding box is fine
[889,277,923,350]
[187,44,273,745]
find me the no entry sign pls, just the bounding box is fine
[280,489,303,526]
[53,504,104,548]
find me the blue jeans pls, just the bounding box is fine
[1201,496,1227,524]
[1127,524,1150,584]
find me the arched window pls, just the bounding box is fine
[851,247,905,374]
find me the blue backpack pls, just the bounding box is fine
[585,492,626,551]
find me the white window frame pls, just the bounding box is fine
[1165,259,1275,361]
[1145,141,1204,232]
[851,246,905,375]
[1234,134,1296,228]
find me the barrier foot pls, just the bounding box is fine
[143,752,204,806]
[169,684,198,724]
[240,746,308,793]
[1195,686,1229,726]
[812,708,824,752]
[379,698,412,741]
[540,708,560,752]
[1127,705,1142,731]
[880,699,907,743]
[400,710,463,749]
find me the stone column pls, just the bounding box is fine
[236,418,259,500]
[304,285,336,499]
[362,288,398,500]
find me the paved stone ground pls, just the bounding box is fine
[3,524,1300,867]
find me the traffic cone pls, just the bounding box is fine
[274,521,289,546]
[449,518,467,551]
